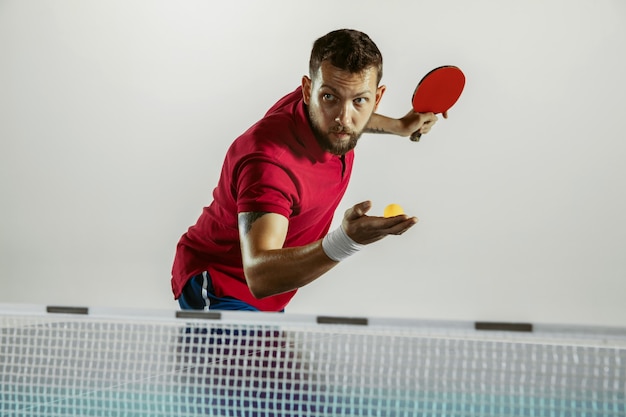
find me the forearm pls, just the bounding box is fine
[365,111,439,138]
[243,240,337,299]
[364,113,404,135]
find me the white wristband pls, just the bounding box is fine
[322,225,365,262]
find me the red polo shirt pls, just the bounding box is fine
[171,87,354,311]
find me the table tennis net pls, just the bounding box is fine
[1,305,625,416]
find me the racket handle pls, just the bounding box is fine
[410,131,422,142]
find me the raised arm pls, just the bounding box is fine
[238,211,337,299]
[365,110,446,137]
[238,201,418,299]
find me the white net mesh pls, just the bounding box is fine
[1,305,625,416]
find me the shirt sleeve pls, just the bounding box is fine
[234,155,299,219]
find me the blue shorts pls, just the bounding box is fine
[178,271,261,311]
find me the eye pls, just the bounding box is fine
[322,93,336,102]
[354,97,367,105]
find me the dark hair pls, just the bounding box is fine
[309,29,383,84]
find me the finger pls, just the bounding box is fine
[345,200,372,220]
[384,216,419,234]
[442,111,448,119]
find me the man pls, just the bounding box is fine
[171,29,442,312]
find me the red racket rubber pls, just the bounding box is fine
[411,65,465,141]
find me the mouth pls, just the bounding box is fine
[332,131,351,140]
[330,127,353,140]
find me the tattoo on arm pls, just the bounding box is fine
[238,212,269,235]
[364,126,392,134]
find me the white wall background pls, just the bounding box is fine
[1,0,625,327]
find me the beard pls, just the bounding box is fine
[308,109,365,156]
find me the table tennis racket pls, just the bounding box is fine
[410,65,465,141]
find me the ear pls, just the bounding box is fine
[374,84,386,111]
[301,75,312,105]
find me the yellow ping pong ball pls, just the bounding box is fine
[383,203,405,218]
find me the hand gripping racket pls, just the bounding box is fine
[410,65,465,141]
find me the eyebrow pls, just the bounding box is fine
[319,84,373,98]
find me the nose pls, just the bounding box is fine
[335,104,352,126]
